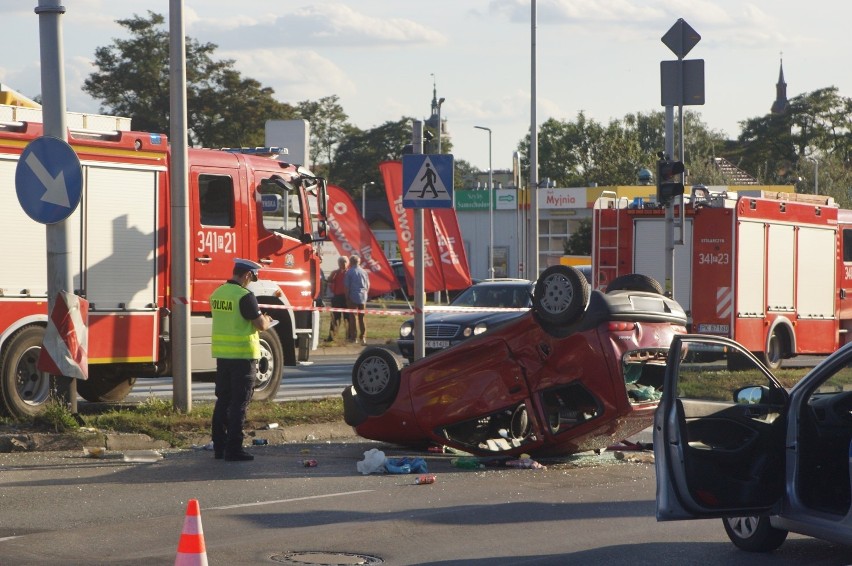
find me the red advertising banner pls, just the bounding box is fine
[326,184,399,298]
[379,161,443,293]
[379,160,472,293]
[430,209,472,290]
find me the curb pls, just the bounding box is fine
[0,421,357,454]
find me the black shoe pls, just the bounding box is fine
[224,450,254,461]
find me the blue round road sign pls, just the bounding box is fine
[15,136,83,224]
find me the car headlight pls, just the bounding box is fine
[399,321,413,338]
[473,322,488,336]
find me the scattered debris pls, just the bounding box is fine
[121,450,163,463]
[385,457,428,474]
[356,448,386,475]
[505,454,546,470]
[84,446,106,458]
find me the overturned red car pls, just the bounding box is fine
[342,266,687,457]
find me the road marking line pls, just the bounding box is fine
[208,490,374,510]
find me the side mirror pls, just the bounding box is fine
[734,385,768,404]
[316,220,328,241]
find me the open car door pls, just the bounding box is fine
[655,335,789,521]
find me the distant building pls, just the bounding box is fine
[771,58,789,115]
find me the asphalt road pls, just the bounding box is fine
[2,438,852,565]
[124,352,356,403]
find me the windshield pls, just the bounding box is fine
[450,283,532,308]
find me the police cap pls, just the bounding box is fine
[233,258,262,280]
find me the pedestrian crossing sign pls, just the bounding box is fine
[402,154,454,209]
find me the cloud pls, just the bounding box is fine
[219,48,356,104]
[194,3,446,50]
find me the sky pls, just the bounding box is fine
[1,1,850,173]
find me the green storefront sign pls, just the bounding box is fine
[455,189,517,210]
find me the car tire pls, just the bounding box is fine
[533,265,590,325]
[722,516,788,552]
[352,347,403,405]
[606,273,664,294]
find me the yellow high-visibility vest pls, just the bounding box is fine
[210,283,261,359]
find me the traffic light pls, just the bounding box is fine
[656,155,685,204]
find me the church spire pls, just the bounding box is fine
[771,56,788,115]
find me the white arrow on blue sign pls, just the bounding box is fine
[15,136,83,224]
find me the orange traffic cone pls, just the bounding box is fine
[175,499,208,566]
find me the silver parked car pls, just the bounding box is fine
[655,334,852,552]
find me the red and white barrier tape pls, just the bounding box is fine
[261,303,530,316]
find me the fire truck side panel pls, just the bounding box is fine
[793,226,839,353]
[767,224,795,311]
[736,220,766,319]
[796,226,837,319]
[691,207,736,338]
[84,164,160,310]
[839,214,852,344]
[0,155,58,296]
[632,218,693,310]
[88,313,158,363]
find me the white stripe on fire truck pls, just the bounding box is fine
[716,286,732,318]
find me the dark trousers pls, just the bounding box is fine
[329,294,347,337]
[212,358,257,453]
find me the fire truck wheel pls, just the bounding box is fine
[0,326,58,418]
[606,273,664,294]
[253,328,284,401]
[352,347,403,405]
[533,265,590,325]
[759,330,784,370]
[76,372,137,403]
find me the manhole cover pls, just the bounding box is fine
[271,551,383,565]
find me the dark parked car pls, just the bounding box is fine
[343,266,687,458]
[655,334,852,552]
[397,279,534,362]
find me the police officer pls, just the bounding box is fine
[210,258,274,461]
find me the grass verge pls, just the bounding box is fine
[4,396,346,448]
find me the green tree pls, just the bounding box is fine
[517,110,726,188]
[83,11,295,147]
[563,218,592,255]
[296,95,353,176]
[731,87,852,195]
[331,118,414,195]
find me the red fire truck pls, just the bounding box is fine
[593,187,852,369]
[0,104,327,418]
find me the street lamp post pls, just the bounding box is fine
[361,181,375,218]
[474,126,494,279]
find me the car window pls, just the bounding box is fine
[450,284,531,308]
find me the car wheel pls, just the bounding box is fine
[533,265,590,325]
[606,273,663,294]
[722,516,788,552]
[352,347,403,405]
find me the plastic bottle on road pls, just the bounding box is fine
[451,457,483,469]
